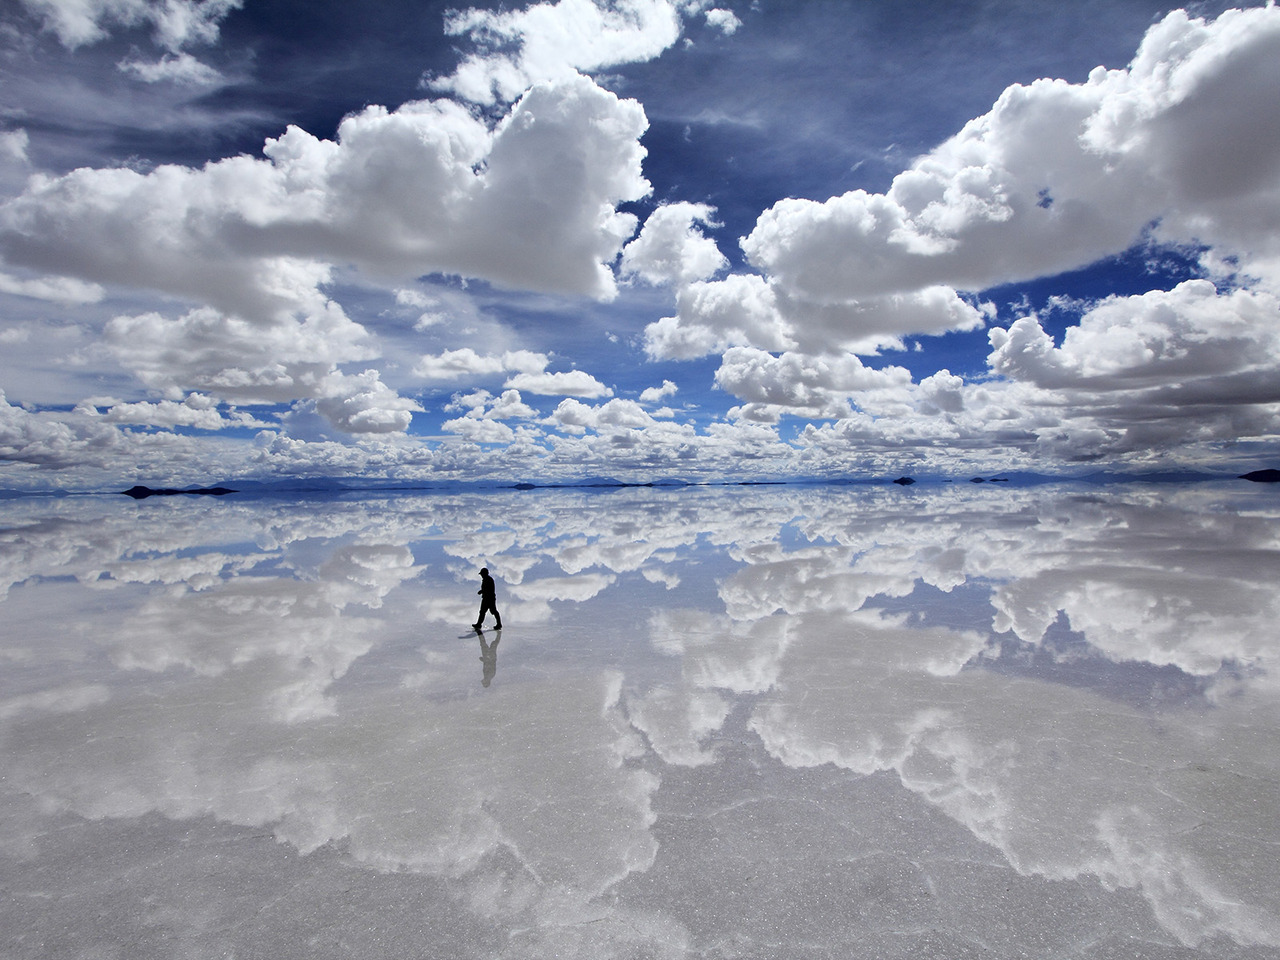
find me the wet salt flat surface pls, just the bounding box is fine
[2,482,1279,959]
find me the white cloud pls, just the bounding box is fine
[0,130,30,164]
[0,270,103,304]
[440,416,518,444]
[620,201,727,286]
[547,396,657,433]
[445,388,538,421]
[643,272,987,360]
[0,388,258,479]
[0,74,650,321]
[18,0,242,51]
[393,289,432,309]
[117,51,223,85]
[739,6,1280,305]
[415,348,551,383]
[96,305,422,435]
[1,389,122,469]
[703,8,741,35]
[714,346,913,420]
[634,1,1280,437]
[103,304,373,403]
[415,348,531,382]
[394,288,450,330]
[643,273,794,359]
[639,379,678,403]
[8,5,1280,484]
[506,369,613,398]
[623,6,1280,474]
[312,370,423,435]
[432,0,704,105]
[85,393,268,430]
[990,279,1280,392]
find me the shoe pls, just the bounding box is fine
[472,623,482,630]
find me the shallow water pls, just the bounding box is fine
[2,482,1279,958]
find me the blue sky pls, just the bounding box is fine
[1,0,1279,489]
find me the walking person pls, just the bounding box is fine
[473,567,502,630]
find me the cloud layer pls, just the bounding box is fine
[1,2,1279,487]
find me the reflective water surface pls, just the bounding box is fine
[2,483,1279,959]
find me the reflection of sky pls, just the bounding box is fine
[2,484,1279,956]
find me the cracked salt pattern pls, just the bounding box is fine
[1,482,1278,958]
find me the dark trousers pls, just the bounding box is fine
[476,599,501,628]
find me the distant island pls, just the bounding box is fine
[1240,469,1280,482]
[121,485,238,499]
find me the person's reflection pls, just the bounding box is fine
[479,632,500,687]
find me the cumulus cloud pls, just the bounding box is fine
[639,380,678,403]
[440,416,518,444]
[990,279,1280,393]
[643,274,794,359]
[394,288,453,330]
[969,279,1280,462]
[432,0,705,105]
[1,389,122,469]
[83,393,268,430]
[547,397,658,434]
[0,69,655,441]
[644,273,987,360]
[312,371,423,435]
[0,74,650,322]
[714,346,914,421]
[739,6,1280,303]
[445,388,538,421]
[103,304,375,403]
[620,202,727,286]
[415,352,615,400]
[8,4,1280,485]
[414,348,549,382]
[1,387,259,480]
[506,369,614,398]
[630,6,1280,472]
[96,305,423,434]
[703,8,741,35]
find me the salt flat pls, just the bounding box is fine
[2,483,1278,959]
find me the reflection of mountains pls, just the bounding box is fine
[3,484,1279,951]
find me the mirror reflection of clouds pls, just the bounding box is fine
[2,484,1278,955]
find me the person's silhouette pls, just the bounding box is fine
[479,633,500,687]
[473,567,502,630]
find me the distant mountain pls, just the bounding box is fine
[509,477,697,489]
[8,468,1278,501]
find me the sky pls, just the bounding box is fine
[1,0,1279,489]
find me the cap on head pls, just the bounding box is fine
[480,567,489,575]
